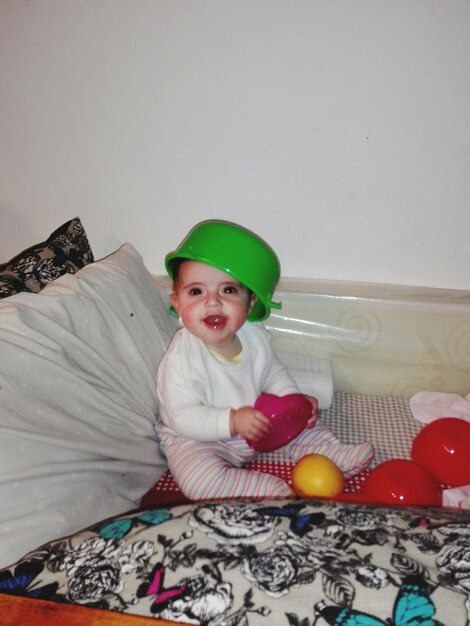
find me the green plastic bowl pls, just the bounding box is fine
[165,220,282,321]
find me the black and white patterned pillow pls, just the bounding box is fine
[0,217,94,298]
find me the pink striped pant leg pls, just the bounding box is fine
[284,423,374,478]
[164,437,294,500]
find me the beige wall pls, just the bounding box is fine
[1,0,469,290]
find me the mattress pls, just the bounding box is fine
[142,392,423,506]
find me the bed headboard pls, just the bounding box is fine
[271,278,470,398]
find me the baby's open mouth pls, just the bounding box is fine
[204,315,227,329]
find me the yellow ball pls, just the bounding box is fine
[292,454,345,498]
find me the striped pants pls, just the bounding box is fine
[158,423,374,501]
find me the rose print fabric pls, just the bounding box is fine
[1,499,469,625]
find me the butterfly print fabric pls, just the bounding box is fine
[0,499,469,625]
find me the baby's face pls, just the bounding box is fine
[171,261,255,353]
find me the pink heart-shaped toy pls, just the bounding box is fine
[246,393,316,452]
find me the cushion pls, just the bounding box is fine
[0,498,468,623]
[0,217,94,299]
[0,243,180,568]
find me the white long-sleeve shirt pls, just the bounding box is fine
[156,323,299,441]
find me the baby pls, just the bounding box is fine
[156,220,374,499]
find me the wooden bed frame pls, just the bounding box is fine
[0,593,192,626]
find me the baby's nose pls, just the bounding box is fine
[206,290,221,305]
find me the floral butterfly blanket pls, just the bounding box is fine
[0,498,469,625]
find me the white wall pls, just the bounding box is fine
[1,0,469,289]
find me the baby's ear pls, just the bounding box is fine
[248,292,257,312]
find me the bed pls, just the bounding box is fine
[1,219,470,625]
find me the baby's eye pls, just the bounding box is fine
[189,287,202,296]
[223,285,238,294]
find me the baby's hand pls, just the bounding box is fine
[304,395,318,428]
[230,406,271,441]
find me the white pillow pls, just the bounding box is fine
[0,243,179,567]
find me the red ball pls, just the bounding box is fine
[411,417,470,487]
[362,459,441,507]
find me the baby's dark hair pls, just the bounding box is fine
[170,258,187,286]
